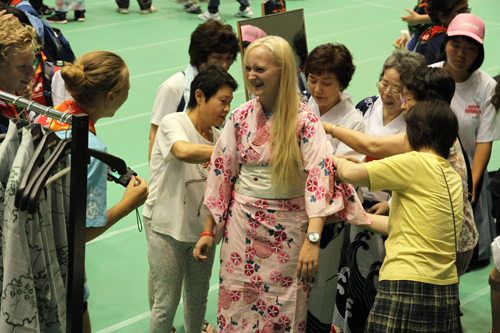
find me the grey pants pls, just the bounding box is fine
[145,217,215,333]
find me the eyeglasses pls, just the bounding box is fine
[376,81,402,97]
[399,94,415,105]
[454,6,471,15]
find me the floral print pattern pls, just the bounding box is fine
[447,138,478,251]
[204,99,370,332]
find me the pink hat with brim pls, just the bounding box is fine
[447,13,485,44]
[241,25,267,43]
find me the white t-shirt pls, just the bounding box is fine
[493,236,500,271]
[361,96,406,202]
[150,71,186,126]
[430,61,500,161]
[308,91,366,161]
[143,112,221,242]
[51,70,72,107]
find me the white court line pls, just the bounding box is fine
[130,65,186,80]
[485,20,500,27]
[62,11,188,33]
[94,283,219,333]
[356,54,389,65]
[131,162,149,169]
[107,3,366,53]
[351,0,402,12]
[87,225,138,245]
[308,19,401,41]
[86,0,113,5]
[487,26,500,33]
[96,46,393,129]
[108,3,364,53]
[95,112,151,128]
[305,3,364,17]
[484,65,500,74]
[460,286,490,306]
[62,0,290,35]
[112,37,187,53]
[96,89,245,128]
[60,1,378,35]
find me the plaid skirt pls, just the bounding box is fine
[365,280,460,333]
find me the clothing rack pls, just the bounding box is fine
[0,91,88,333]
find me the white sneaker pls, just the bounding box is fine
[185,4,201,13]
[198,11,221,20]
[115,6,129,13]
[235,6,253,17]
[140,5,157,14]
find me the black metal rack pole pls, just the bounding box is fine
[66,113,89,333]
[0,92,89,333]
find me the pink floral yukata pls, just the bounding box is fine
[204,98,370,333]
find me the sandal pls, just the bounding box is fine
[202,320,215,333]
[171,327,176,333]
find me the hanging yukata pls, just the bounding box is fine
[0,122,21,289]
[204,99,371,333]
[1,123,67,332]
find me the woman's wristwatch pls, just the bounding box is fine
[307,231,321,243]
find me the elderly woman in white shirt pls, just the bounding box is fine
[143,64,237,333]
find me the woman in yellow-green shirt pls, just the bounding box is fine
[333,99,463,332]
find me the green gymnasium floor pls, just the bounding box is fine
[56,0,500,331]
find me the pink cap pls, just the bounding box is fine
[447,13,485,44]
[241,25,267,43]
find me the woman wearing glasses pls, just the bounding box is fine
[332,50,426,333]
[430,13,499,270]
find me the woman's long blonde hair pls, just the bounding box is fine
[244,36,303,195]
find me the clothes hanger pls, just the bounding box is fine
[14,131,62,208]
[29,123,43,141]
[25,138,72,213]
[18,137,70,212]
[18,140,137,213]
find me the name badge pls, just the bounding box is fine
[465,105,481,114]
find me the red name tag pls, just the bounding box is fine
[465,105,481,114]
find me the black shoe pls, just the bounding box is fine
[75,10,85,22]
[46,13,68,24]
[42,4,55,15]
[37,4,55,16]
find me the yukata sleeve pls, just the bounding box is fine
[335,118,366,162]
[299,106,370,225]
[204,111,240,243]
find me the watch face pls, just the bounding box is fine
[308,232,320,242]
